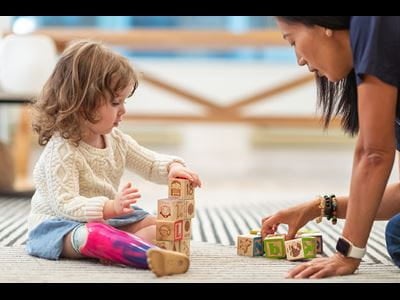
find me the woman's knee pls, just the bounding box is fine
[385,213,400,267]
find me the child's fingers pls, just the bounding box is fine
[122,187,139,195]
[123,197,138,204]
[183,171,201,188]
[190,173,202,188]
[122,207,135,214]
[125,192,141,200]
[170,170,202,188]
[122,182,131,190]
[122,199,138,209]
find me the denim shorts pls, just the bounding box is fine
[26,206,150,260]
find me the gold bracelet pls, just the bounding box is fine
[315,195,325,223]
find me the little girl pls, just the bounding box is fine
[27,40,202,277]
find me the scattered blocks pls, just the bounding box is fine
[236,229,323,262]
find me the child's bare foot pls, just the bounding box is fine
[147,248,189,277]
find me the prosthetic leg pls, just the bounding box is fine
[72,222,189,276]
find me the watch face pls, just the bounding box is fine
[336,238,350,256]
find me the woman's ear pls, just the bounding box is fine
[325,28,333,37]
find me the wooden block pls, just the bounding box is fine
[173,241,181,252]
[156,220,184,241]
[179,239,190,256]
[249,228,261,235]
[157,198,184,221]
[237,234,263,257]
[183,219,191,239]
[169,178,194,200]
[296,232,323,254]
[185,199,195,219]
[154,240,174,251]
[285,237,316,261]
[263,235,286,258]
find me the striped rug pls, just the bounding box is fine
[0,196,392,265]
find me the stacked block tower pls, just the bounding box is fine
[154,178,195,257]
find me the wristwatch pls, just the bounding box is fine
[336,236,366,259]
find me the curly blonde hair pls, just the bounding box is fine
[31,40,138,146]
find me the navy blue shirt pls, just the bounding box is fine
[350,16,400,149]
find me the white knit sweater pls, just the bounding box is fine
[27,128,185,232]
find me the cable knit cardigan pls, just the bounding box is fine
[27,127,185,232]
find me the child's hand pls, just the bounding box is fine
[114,182,141,215]
[168,163,202,188]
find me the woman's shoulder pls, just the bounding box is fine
[351,16,400,34]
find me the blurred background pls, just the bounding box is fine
[0,17,395,250]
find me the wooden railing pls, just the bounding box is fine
[33,28,287,52]
[31,27,327,126]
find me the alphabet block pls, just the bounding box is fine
[285,237,316,261]
[169,178,194,200]
[156,220,184,241]
[157,198,184,221]
[237,234,263,256]
[263,235,286,258]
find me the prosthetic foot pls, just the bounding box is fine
[147,248,190,277]
[72,222,190,276]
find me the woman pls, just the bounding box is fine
[261,16,400,278]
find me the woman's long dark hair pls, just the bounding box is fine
[276,16,358,135]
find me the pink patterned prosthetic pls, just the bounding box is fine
[79,222,155,269]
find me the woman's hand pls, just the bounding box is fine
[286,253,361,278]
[168,162,202,188]
[261,198,320,240]
[113,182,141,215]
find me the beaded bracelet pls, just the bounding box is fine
[330,194,337,225]
[315,194,337,225]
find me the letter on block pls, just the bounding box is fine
[263,235,286,258]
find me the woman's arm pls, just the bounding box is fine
[336,180,400,220]
[343,75,398,248]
